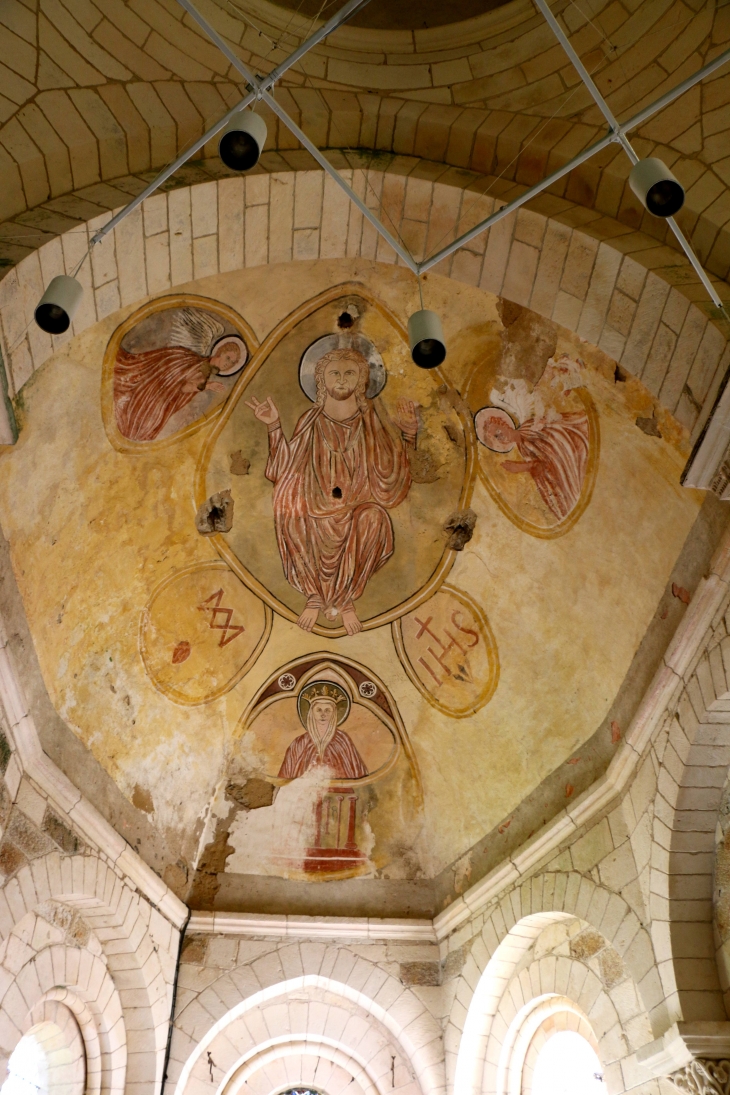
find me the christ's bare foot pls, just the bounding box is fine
[297,606,319,631]
[341,606,363,635]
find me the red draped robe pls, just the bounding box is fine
[278,729,368,780]
[265,402,412,613]
[512,412,589,520]
[114,347,208,441]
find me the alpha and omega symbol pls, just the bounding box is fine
[197,588,246,647]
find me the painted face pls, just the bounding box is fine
[479,415,515,448]
[310,698,337,731]
[210,342,243,374]
[324,358,360,401]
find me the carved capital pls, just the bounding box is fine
[671,1059,730,1095]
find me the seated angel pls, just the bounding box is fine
[114,308,247,442]
[475,403,589,521]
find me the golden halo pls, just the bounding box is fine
[297,680,351,727]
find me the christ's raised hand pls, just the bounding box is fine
[394,398,418,438]
[245,395,280,426]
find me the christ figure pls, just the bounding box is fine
[246,348,417,634]
[476,407,589,521]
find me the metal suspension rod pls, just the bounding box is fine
[533,0,724,309]
[89,0,373,246]
[418,132,614,273]
[177,0,420,273]
[418,46,730,273]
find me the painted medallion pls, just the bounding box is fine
[197,284,476,636]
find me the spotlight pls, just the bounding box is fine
[629,158,685,218]
[219,110,267,172]
[34,275,83,334]
[408,309,446,369]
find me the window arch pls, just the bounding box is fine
[529,1030,606,1095]
[1,1012,85,1095]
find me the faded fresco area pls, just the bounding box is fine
[0,259,703,901]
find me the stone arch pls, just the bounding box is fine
[647,629,730,1023]
[223,1041,373,1095]
[444,874,660,1095]
[1,167,726,445]
[29,991,104,1095]
[169,973,445,1095]
[478,932,652,1095]
[0,932,123,1095]
[0,850,176,1095]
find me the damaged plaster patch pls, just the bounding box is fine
[132,784,154,814]
[443,509,477,551]
[195,490,234,535]
[229,451,250,475]
[225,778,274,809]
[226,766,332,876]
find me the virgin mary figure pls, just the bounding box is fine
[114,308,247,441]
[278,680,368,781]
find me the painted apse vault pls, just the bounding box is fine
[0,260,702,907]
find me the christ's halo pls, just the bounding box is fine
[299,333,386,402]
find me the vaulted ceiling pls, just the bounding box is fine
[0,0,728,918]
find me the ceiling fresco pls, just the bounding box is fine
[0,259,702,912]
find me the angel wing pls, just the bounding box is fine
[489,378,545,424]
[169,308,225,357]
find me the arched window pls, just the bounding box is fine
[531,1030,606,1095]
[1,1018,85,1095]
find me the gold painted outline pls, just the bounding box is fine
[469,377,600,540]
[392,582,500,719]
[102,294,260,453]
[194,281,477,637]
[139,559,272,707]
[238,651,423,797]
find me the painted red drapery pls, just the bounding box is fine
[513,412,589,520]
[278,728,368,779]
[265,403,411,612]
[114,346,207,441]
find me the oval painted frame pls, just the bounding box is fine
[469,380,600,540]
[139,559,272,706]
[102,294,259,453]
[392,583,500,718]
[194,282,477,638]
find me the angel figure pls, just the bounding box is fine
[475,356,590,521]
[114,308,247,441]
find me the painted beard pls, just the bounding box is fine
[328,386,356,401]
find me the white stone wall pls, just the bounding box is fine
[0,616,186,1095]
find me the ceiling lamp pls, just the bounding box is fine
[629,158,685,218]
[408,308,446,369]
[219,110,267,172]
[34,275,83,334]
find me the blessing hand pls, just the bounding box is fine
[245,395,280,426]
[394,398,418,438]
